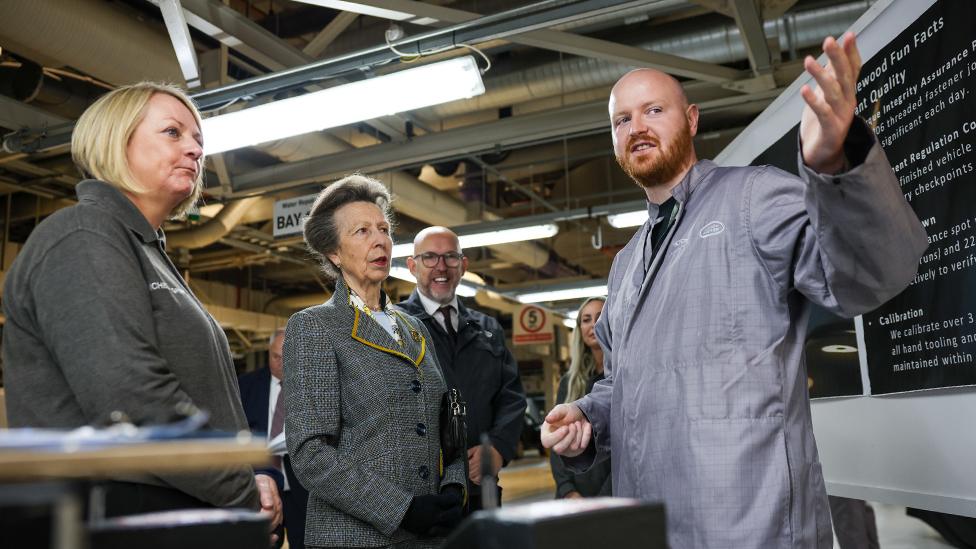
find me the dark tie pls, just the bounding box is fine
[438,306,457,340]
[270,382,284,469]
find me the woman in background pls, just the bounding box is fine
[550,296,612,499]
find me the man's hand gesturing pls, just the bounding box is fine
[800,31,863,174]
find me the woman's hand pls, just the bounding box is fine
[254,473,283,543]
[400,486,464,536]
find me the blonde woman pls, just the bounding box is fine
[549,297,611,499]
[2,83,281,528]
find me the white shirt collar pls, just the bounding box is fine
[417,290,458,316]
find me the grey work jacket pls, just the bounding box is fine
[573,126,928,549]
[2,180,259,509]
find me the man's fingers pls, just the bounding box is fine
[804,55,844,112]
[800,84,833,123]
[541,423,569,448]
[822,36,854,95]
[545,405,567,424]
[842,32,862,77]
[580,421,592,451]
[552,423,578,454]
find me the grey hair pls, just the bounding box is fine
[268,327,286,347]
[303,173,394,279]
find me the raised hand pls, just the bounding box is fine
[800,32,863,174]
[541,403,591,458]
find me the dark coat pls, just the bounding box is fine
[238,366,309,549]
[284,279,466,548]
[397,291,526,469]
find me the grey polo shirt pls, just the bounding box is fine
[1,180,259,509]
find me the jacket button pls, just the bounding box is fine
[418,465,429,479]
[416,423,427,437]
[411,379,421,393]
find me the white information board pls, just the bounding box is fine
[272,193,317,238]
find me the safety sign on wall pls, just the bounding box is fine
[514,304,554,345]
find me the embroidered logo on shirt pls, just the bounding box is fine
[149,281,187,296]
[671,238,689,260]
[699,221,725,239]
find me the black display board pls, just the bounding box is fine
[856,0,976,394]
[753,0,976,396]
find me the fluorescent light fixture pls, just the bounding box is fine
[391,223,559,259]
[391,243,413,259]
[607,209,648,228]
[562,317,576,328]
[516,283,608,303]
[290,0,415,21]
[388,266,479,297]
[456,283,478,297]
[202,56,485,155]
[459,224,558,249]
[389,266,416,283]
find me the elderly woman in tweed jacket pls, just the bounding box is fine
[283,174,466,548]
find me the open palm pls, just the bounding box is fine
[800,32,863,174]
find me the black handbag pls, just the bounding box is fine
[440,387,468,464]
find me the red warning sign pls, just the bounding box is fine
[514,305,554,345]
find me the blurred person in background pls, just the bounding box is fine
[550,297,611,499]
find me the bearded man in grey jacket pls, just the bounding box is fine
[543,33,927,549]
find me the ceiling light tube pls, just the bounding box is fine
[458,223,558,249]
[201,56,485,155]
[289,0,416,21]
[389,266,479,297]
[607,209,649,228]
[516,283,608,304]
[391,223,559,259]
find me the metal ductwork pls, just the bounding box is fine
[421,0,872,119]
[166,196,263,249]
[315,0,691,59]
[0,0,184,85]
[260,132,548,268]
[0,0,546,266]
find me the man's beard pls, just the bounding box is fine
[615,124,695,190]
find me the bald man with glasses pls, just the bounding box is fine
[397,226,526,511]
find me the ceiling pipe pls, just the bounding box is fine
[416,0,871,119]
[166,196,263,249]
[0,0,184,85]
[0,0,546,265]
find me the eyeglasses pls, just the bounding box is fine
[413,252,464,268]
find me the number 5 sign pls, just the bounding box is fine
[514,304,554,345]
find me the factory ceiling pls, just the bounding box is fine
[0,0,876,349]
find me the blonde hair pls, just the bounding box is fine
[563,296,607,403]
[71,82,204,218]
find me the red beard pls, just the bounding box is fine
[615,121,695,190]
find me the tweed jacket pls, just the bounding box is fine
[283,278,466,548]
